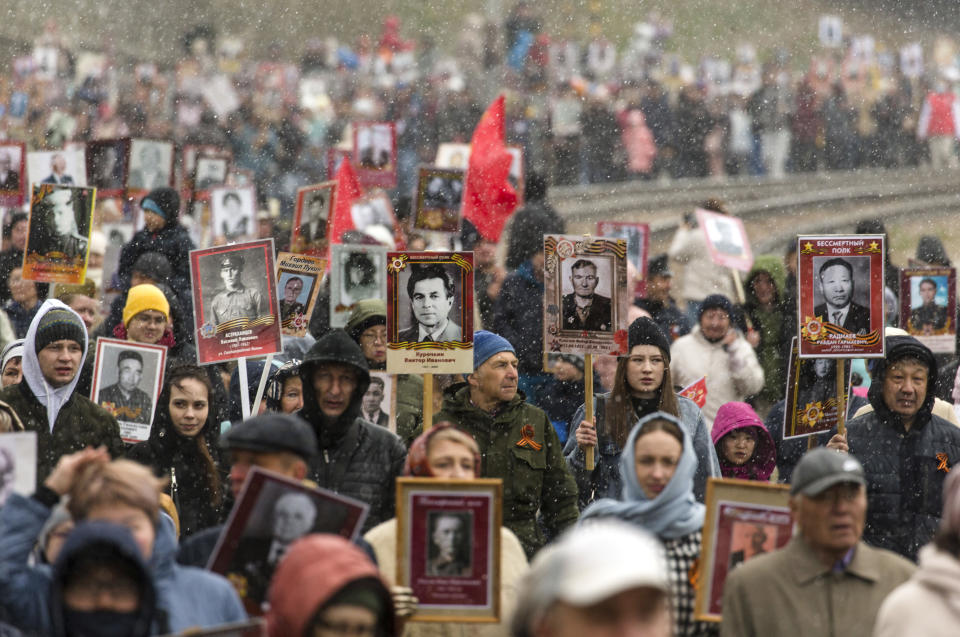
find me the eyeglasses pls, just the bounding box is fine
[360,330,388,344]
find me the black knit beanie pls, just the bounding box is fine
[627,317,671,360]
[698,294,734,322]
[35,309,86,353]
[140,187,180,222]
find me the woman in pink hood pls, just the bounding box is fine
[711,401,776,481]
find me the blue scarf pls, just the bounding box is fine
[581,411,705,539]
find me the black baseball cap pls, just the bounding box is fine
[221,413,318,462]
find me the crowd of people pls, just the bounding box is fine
[0,6,960,637]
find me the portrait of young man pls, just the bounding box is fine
[909,277,948,334]
[426,511,472,577]
[209,252,264,327]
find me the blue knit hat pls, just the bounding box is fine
[473,330,516,369]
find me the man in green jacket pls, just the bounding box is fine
[0,300,123,487]
[434,330,579,558]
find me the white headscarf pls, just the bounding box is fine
[21,300,88,432]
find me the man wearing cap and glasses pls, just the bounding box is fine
[720,448,915,637]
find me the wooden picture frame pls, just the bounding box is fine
[412,166,464,234]
[396,477,502,623]
[695,478,794,622]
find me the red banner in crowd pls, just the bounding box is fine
[461,95,518,242]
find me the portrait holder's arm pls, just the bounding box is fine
[726,335,765,397]
[0,493,56,630]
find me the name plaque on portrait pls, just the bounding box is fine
[189,239,283,365]
[543,234,630,356]
[900,266,956,354]
[386,251,474,375]
[797,234,885,358]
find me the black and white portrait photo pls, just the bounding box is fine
[211,187,256,241]
[0,431,37,506]
[28,149,86,187]
[200,249,268,328]
[704,215,746,257]
[87,140,128,191]
[127,139,173,190]
[92,339,165,442]
[329,245,386,327]
[426,510,473,578]
[397,262,462,343]
[356,122,395,171]
[812,256,871,336]
[195,156,229,190]
[362,373,393,430]
[26,184,93,260]
[295,186,332,244]
[0,144,23,194]
[560,257,613,332]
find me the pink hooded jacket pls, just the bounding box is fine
[711,401,776,481]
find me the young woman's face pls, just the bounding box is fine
[634,429,682,500]
[625,345,666,399]
[721,429,758,466]
[427,439,477,480]
[168,378,209,438]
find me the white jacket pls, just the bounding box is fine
[874,545,960,637]
[668,225,738,304]
[670,326,764,425]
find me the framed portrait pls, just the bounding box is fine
[782,337,852,439]
[329,244,388,328]
[327,148,353,180]
[412,166,464,234]
[797,235,885,358]
[86,138,129,196]
[194,157,230,191]
[543,234,630,356]
[435,143,472,170]
[101,222,135,295]
[158,618,265,637]
[396,478,502,623]
[350,191,399,236]
[292,181,336,255]
[901,267,956,354]
[210,186,257,242]
[695,478,794,622]
[209,467,370,615]
[0,141,26,207]
[183,145,232,193]
[597,221,650,295]
[386,251,475,374]
[23,184,96,284]
[126,139,174,192]
[818,14,844,48]
[90,338,167,444]
[0,431,37,507]
[353,121,397,188]
[275,251,326,337]
[27,149,87,189]
[364,372,397,433]
[189,239,282,365]
[696,208,753,272]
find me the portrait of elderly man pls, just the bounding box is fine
[41,153,74,185]
[35,187,88,259]
[398,263,461,343]
[561,258,612,332]
[427,511,472,577]
[127,142,170,190]
[909,277,949,335]
[97,350,153,425]
[210,252,263,327]
[813,257,870,335]
[279,276,306,325]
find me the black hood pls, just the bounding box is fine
[298,329,371,448]
[867,334,937,429]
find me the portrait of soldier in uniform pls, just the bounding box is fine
[210,252,263,327]
[98,350,153,425]
[561,258,612,332]
[426,511,472,577]
[909,277,949,335]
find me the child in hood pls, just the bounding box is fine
[711,401,776,481]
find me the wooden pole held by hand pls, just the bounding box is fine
[836,359,847,438]
[585,353,595,471]
[423,372,434,431]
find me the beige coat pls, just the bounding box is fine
[721,536,916,637]
[873,545,960,637]
[364,518,528,637]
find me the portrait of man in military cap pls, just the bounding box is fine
[209,251,264,327]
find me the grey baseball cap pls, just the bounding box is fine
[791,448,866,496]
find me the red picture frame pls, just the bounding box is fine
[0,142,26,207]
[696,208,754,272]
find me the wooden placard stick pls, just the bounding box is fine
[836,359,847,438]
[585,353,595,471]
[423,372,434,430]
[731,269,746,306]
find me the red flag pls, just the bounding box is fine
[462,95,519,241]
[679,376,708,408]
[328,159,364,245]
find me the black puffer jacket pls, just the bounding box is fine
[297,329,407,532]
[841,335,960,560]
[126,378,227,539]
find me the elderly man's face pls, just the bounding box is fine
[284,278,303,302]
[920,281,937,304]
[48,189,76,235]
[882,359,928,425]
[118,358,143,392]
[432,515,464,560]
[699,308,730,341]
[571,264,599,298]
[411,277,453,330]
[819,264,853,309]
[792,482,866,556]
[272,493,317,543]
[52,155,67,175]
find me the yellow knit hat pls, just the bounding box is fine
[123,284,170,327]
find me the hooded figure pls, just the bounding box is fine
[50,521,157,637]
[296,329,407,532]
[744,255,790,405]
[267,534,396,637]
[840,334,960,560]
[711,401,776,481]
[0,300,123,487]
